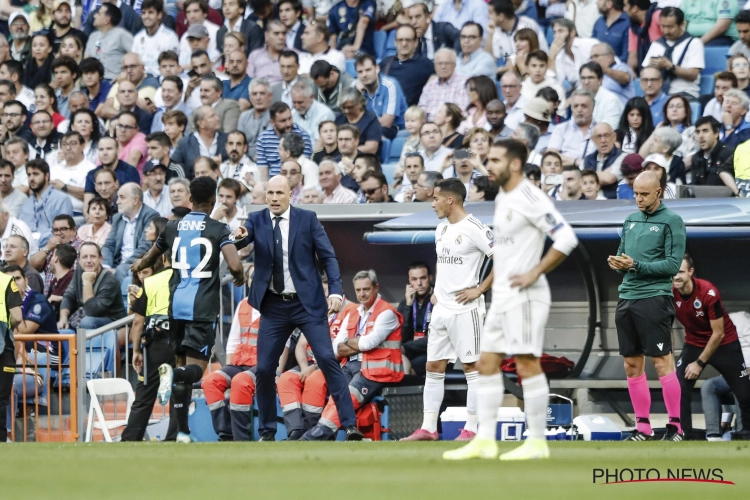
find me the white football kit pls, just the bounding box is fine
[484,179,578,357]
[429,214,495,364]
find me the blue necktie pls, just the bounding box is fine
[272,217,284,293]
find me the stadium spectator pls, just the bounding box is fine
[616,152,644,199]
[58,242,127,344]
[4,137,30,194]
[0,160,26,217]
[83,4,134,80]
[177,1,221,66]
[184,50,219,111]
[256,102,313,180]
[468,175,498,201]
[579,62,625,128]
[624,0,662,74]
[354,53,406,140]
[298,22,346,74]
[220,130,260,197]
[729,10,750,59]
[540,150,563,193]
[434,103,465,149]
[420,122,453,171]
[102,183,159,281]
[216,0,264,57]
[189,75,239,134]
[580,169,606,199]
[1,100,30,143]
[519,51,566,117]
[583,122,627,198]
[247,20,286,85]
[19,159,73,248]
[3,234,42,292]
[212,178,245,231]
[272,50,309,107]
[168,177,192,213]
[458,75,499,134]
[396,261,432,375]
[642,94,698,160]
[522,97,554,153]
[131,0,179,77]
[689,116,738,193]
[171,106,229,178]
[106,78,155,134]
[590,42,635,105]
[639,126,687,184]
[548,18,597,89]
[0,60,33,111]
[455,22,495,79]
[327,0,375,58]
[194,156,221,181]
[50,130,94,217]
[487,0,547,62]
[22,34,54,90]
[223,50,252,111]
[548,88,598,167]
[310,60,355,114]
[142,162,173,218]
[639,66,669,124]
[50,56,79,120]
[406,2,460,60]
[433,0,488,33]
[89,168,119,216]
[703,71,738,123]
[144,132,186,185]
[499,72,527,130]
[26,111,61,163]
[592,0,630,61]
[642,7,704,99]
[69,108,101,164]
[237,78,273,160]
[279,132,318,188]
[319,160,357,204]
[45,242,76,312]
[414,170,443,202]
[77,197,112,247]
[396,153,425,203]
[279,160,305,204]
[114,111,148,174]
[334,88,382,155]
[495,27,540,79]
[336,124,360,173]
[642,154,676,198]
[684,0,738,47]
[0,201,35,259]
[418,49,469,122]
[301,185,321,203]
[510,121,542,165]
[161,110,188,153]
[8,13,31,63]
[311,121,340,163]
[720,88,750,149]
[78,57,110,115]
[379,24,435,107]
[291,80,335,146]
[360,170,392,203]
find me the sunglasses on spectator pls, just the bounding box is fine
[362,187,383,195]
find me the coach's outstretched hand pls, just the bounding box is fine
[233,227,248,241]
[328,296,342,314]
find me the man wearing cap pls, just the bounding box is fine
[142,161,173,218]
[50,0,88,54]
[8,13,31,62]
[689,116,738,195]
[583,123,627,199]
[180,24,216,68]
[83,4,135,80]
[616,153,644,200]
[178,0,221,67]
[486,100,512,141]
[522,97,554,152]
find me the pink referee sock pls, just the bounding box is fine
[659,372,682,434]
[627,373,652,434]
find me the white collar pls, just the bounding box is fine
[269,206,291,222]
[358,295,381,317]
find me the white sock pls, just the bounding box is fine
[464,371,479,433]
[477,373,504,440]
[522,373,549,440]
[422,371,445,433]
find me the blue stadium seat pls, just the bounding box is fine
[634,79,643,97]
[345,59,357,78]
[690,101,702,124]
[381,162,397,184]
[384,30,397,58]
[700,74,714,96]
[380,138,392,163]
[703,46,729,76]
[374,30,387,62]
[545,25,554,46]
[389,134,406,162]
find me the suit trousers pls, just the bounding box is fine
[256,293,356,433]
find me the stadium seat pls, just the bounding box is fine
[545,25,554,46]
[382,162,397,184]
[700,74,714,96]
[384,30,397,58]
[690,101,702,124]
[380,138,392,163]
[374,30,387,62]
[389,134,406,162]
[345,59,357,78]
[703,47,729,76]
[633,79,643,97]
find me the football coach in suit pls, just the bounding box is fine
[234,176,361,441]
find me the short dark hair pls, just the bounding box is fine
[580,61,603,79]
[87,196,112,218]
[461,21,483,38]
[146,131,172,148]
[3,264,23,277]
[62,130,84,144]
[280,132,305,157]
[683,252,694,270]
[537,86,560,103]
[184,0,209,14]
[278,0,303,13]
[55,244,78,269]
[228,130,247,145]
[660,6,684,24]
[218,178,242,198]
[355,53,377,68]
[472,175,498,201]
[94,167,117,182]
[489,0,515,18]
[162,109,188,129]
[79,241,102,257]
[26,158,49,176]
[51,55,79,78]
[190,176,217,205]
[361,169,387,187]
[408,260,431,276]
[4,99,26,116]
[0,159,13,175]
[269,101,291,120]
[53,214,76,230]
[715,71,738,88]
[527,50,548,65]
[162,75,184,93]
[355,152,381,172]
[279,49,299,65]
[115,110,138,126]
[100,3,123,26]
[310,60,334,80]
[581,169,600,184]
[404,152,424,168]
[158,50,179,64]
[737,10,750,25]
[0,60,23,82]
[140,0,164,13]
[190,49,210,62]
[493,138,528,167]
[0,80,14,95]
[78,57,104,79]
[434,177,467,202]
[695,115,721,133]
[563,164,583,177]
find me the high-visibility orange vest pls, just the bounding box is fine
[306,300,359,363]
[345,297,404,383]
[231,300,260,366]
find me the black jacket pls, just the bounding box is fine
[216,18,264,57]
[171,132,229,178]
[60,266,127,321]
[690,142,734,186]
[416,21,460,57]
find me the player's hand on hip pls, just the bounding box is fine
[684,361,703,380]
[430,293,438,305]
[510,270,540,289]
[454,286,482,304]
[328,296,342,314]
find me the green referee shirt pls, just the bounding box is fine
[616,202,687,300]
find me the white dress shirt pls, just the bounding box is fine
[270,207,295,294]
[332,296,399,359]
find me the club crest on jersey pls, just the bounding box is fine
[545,214,557,226]
[694,298,702,309]
[441,226,447,235]
[650,226,659,232]
[486,230,493,240]
[455,235,462,245]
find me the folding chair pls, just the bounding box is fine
[85,378,134,442]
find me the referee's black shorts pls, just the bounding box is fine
[615,295,675,357]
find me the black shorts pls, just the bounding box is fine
[615,295,674,357]
[171,320,216,360]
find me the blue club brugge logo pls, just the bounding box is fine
[694,298,702,309]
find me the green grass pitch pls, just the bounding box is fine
[2,441,749,499]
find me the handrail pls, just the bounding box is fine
[85,315,135,339]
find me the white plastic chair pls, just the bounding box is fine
[85,378,134,442]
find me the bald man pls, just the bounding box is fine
[608,171,687,442]
[582,123,627,199]
[232,174,360,441]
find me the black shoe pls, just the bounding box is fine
[345,426,364,441]
[286,429,305,441]
[661,424,683,442]
[731,429,750,441]
[626,430,654,441]
[258,432,276,442]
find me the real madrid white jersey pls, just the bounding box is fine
[434,214,495,312]
[491,179,578,311]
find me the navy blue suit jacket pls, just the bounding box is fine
[240,206,342,318]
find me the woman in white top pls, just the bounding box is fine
[69,109,101,165]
